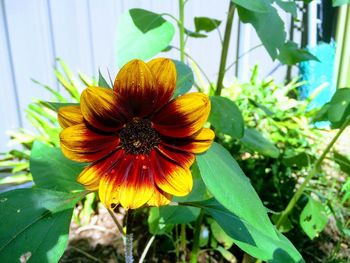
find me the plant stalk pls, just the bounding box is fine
[179,0,185,63]
[124,210,134,263]
[215,1,235,96]
[276,117,350,228]
[190,210,204,263]
[107,208,125,236]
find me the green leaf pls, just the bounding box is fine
[30,141,85,192]
[237,5,286,59]
[275,0,297,17]
[173,60,194,97]
[215,246,236,262]
[209,96,244,139]
[333,151,350,175]
[248,98,274,116]
[148,208,173,235]
[184,28,207,38]
[159,206,200,224]
[196,143,277,238]
[98,70,111,88]
[327,88,350,124]
[210,220,234,249]
[277,41,319,65]
[232,0,270,13]
[194,17,221,33]
[241,128,280,158]
[283,152,313,168]
[191,199,303,262]
[116,8,175,67]
[41,102,79,112]
[300,198,328,239]
[0,188,82,263]
[332,0,350,6]
[31,79,67,103]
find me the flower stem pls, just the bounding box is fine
[179,0,185,62]
[215,1,235,96]
[190,210,204,263]
[124,210,134,263]
[276,117,350,229]
[107,208,125,236]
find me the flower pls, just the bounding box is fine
[58,58,214,210]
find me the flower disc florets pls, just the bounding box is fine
[120,119,161,155]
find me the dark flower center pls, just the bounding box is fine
[120,118,160,155]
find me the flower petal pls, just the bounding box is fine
[77,150,124,191]
[99,154,154,210]
[151,150,193,196]
[60,123,120,162]
[57,105,83,128]
[152,93,211,137]
[156,144,195,168]
[113,59,157,117]
[162,128,215,154]
[147,188,172,206]
[147,58,176,110]
[81,87,129,132]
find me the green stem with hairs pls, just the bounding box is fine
[276,117,350,229]
[215,1,235,96]
[179,0,185,63]
[124,210,134,263]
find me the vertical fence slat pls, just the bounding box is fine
[49,0,94,90]
[3,0,58,131]
[88,0,123,79]
[0,0,21,151]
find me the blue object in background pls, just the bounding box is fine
[299,41,336,110]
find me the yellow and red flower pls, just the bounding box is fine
[58,58,214,210]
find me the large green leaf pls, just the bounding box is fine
[0,188,82,263]
[333,0,350,6]
[241,128,280,158]
[30,141,85,192]
[275,0,297,17]
[116,9,175,67]
[278,41,319,65]
[209,96,244,139]
[173,60,194,97]
[300,198,328,239]
[210,220,235,249]
[232,0,270,13]
[237,5,286,59]
[159,206,200,224]
[190,199,303,262]
[196,143,277,238]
